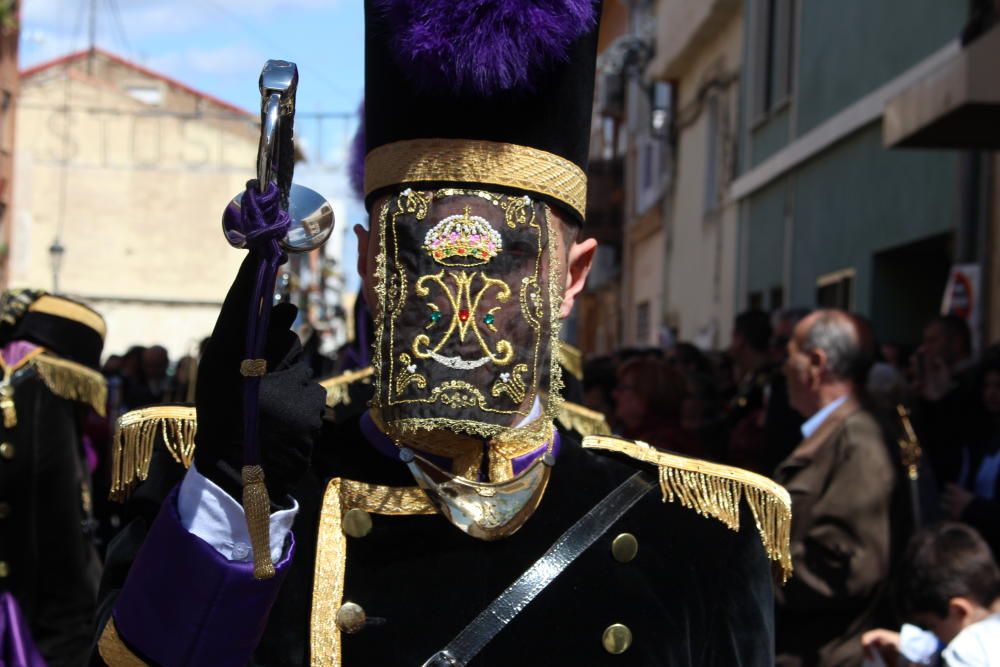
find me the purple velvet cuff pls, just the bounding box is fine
[113,487,294,666]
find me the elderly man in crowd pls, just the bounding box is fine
[775,309,896,667]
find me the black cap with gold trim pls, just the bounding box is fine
[12,294,106,370]
[363,0,602,223]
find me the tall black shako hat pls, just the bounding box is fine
[361,0,602,224]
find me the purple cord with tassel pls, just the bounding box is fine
[238,180,290,579]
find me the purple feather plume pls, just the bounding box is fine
[348,100,366,200]
[374,0,598,96]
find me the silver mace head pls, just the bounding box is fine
[222,59,335,253]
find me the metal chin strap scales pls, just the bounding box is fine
[220,60,334,579]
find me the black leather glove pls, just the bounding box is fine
[194,254,326,501]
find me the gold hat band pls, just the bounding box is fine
[29,295,107,339]
[364,138,588,221]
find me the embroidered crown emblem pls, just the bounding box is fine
[423,207,503,266]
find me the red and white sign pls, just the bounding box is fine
[941,263,981,349]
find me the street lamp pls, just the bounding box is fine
[48,238,65,293]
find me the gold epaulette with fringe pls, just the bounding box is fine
[33,353,108,416]
[110,405,197,501]
[320,366,374,408]
[583,435,793,581]
[556,401,611,437]
[559,341,583,381]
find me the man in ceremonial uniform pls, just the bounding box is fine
[0,290,107,666]
[96,3,791,665]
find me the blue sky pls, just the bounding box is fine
[21,0,366,290]
[20,0,365,118]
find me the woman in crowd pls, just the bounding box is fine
[612,356,701,456]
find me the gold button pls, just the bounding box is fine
[611,533,638,563]
[602,623,632,654]
[0,443,13,460]
[336,602,366,634]
[342,508,373,538]
[0,561,8,578]
[0,502,9,519]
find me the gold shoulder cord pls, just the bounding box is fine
[583,436,793,581]
[311,478,435,666]
[110,405,197,501]
[320,366,375,408]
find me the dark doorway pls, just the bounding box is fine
[871,233,953,347]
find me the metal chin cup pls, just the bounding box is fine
[400,447,555,541]
[222,59,335,253]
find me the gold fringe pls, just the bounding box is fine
[320,366,374,408]
[556,401,611,437]
[97,619,149,666]
[559,341,583,381]
[583,435,793,582]
[242,464,276,579]
[33,353,107,416]
[109,405,197,501]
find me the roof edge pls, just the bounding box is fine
[20,47,253,118]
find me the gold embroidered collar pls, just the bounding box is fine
[367,406,554,482]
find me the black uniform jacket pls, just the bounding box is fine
[96,414,776,666]
[3,371,101,667]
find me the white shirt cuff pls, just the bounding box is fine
[177,463,298,563]
[899,623,941,664]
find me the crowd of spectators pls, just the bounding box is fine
[85,310,1000,666]
[101,343,202,416]
[581,308,1000,666]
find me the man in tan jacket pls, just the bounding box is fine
[775,310,896,667]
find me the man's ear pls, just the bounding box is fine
[560,238,598,319]
[354,224,370,285]
[948,597,975,623]
[809,348,827,383]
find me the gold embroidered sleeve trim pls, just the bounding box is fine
[364,139,588,221]
[320,366,375,408]
[583,435,793,581]
[110,405,197,501]
[32,353,108,416]
[97,619,149,666]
